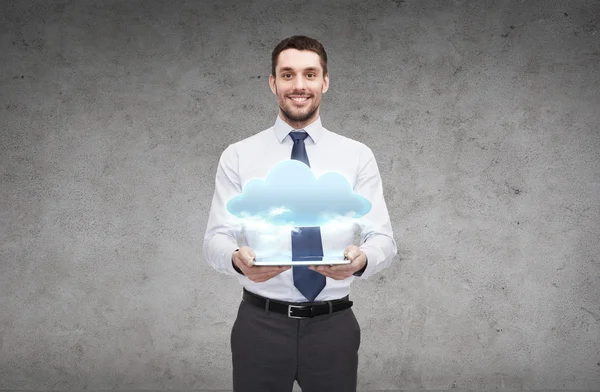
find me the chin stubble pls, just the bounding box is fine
[274,86,320,124]
[280,106,319,123]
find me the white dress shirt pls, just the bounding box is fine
[203,116,397,302]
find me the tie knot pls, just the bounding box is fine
[289,131,309,142]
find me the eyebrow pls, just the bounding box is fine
[279,67,320,73]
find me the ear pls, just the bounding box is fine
[322,73,329,94]
[269,74,277,95]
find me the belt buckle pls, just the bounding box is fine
[287,304,307,319]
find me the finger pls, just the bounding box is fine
[234,254,259,268]
[234,255,254,268]
[344,247,361,261]
[249,267,289,282]
[246,266,287,276]
[310,266,340,278]
[308,267,332,278]
[244,254,256,267]
[313,261,354,271]
[314,269,351,280]
[312,265,357,280]
[237,249,256,265]
[250,275,275,283]
[333,256,364,270]
[245,266,290,279]
[329,264,356,271]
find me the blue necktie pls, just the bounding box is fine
[289,131,326,301]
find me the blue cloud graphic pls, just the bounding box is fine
[226,160,371,226]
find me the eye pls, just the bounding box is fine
[282,73,293,79]
[307,73,316,78]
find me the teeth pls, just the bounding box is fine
[291,97,308,102]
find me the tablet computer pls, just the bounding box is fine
[253,256,351,266]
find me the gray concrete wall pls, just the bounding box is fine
[1,0,599,390]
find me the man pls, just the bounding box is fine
[203,36,396,392]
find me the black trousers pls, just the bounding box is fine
[230,296,361,392]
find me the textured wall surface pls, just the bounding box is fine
[1,0,599,390]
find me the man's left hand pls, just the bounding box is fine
[309,245,366,280]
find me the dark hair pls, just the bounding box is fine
[271,35,328,76]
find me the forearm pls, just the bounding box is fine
[353,146,397,279]
[203,145,245,276]
[203,232,241,276]
[358,233,397,279]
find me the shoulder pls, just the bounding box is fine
[221,126,274,158]
[235,126,274,146]
[321,127,374,157]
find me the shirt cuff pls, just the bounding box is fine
[231,249,245,275]
[230,248,246,276]
[353,259,368,276]
[356,246,377,279]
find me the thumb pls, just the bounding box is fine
[344,246,360,261]
[246,250,256,266]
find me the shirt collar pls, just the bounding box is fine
[273,115,323,144]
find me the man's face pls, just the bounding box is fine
[269,49,329,128]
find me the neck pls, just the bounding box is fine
[279,111,320,130]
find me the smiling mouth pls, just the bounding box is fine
[289,96,310,103]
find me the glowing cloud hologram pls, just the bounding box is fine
[226,160,371,226]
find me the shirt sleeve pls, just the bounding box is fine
[354,146,397,279]
[203,145,246,276]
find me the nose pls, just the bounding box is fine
[293,75,306,90]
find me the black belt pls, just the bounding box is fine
[242,288,353,319]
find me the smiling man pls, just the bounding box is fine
[271,47,327,128]
[203,36,397,392]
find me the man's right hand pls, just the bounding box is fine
[232,246,291,283]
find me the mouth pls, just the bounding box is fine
[288,96,310,105]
